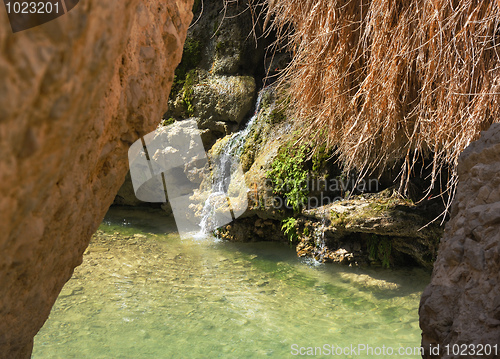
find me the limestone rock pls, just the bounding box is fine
[192,75,256,125]
[419,123,500,358]
[0,0,193,357]
[292,189,443,268]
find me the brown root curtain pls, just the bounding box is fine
[253,0,500,208]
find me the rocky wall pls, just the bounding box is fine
[420,123,500,358]
[0,0,192,357]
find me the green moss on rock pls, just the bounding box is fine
[170,38,202,99]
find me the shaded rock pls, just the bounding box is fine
[216,217,286,242]
[420,123,500,358]
[0,0,192,357]
[114,172,146,207]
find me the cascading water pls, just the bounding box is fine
[198,88,270,234]
[312,210,328,263]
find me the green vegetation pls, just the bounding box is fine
[170,38,202,99]
[368,235,392,268]
[161,117,176,127]
[215,40,232,54]
[266,94,290,125]
[312,144,329,173]
[267,144,309,213]
[330,210,347,226]
[262,0,500,208]
[302,225,310,237]
[180,70,198,117]
[212,21,221,37]
[281,217,298,243]
[267,136,332,213]
[268,106,286,124]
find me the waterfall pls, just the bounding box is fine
[198,88,269,235]
[311,208,328,264]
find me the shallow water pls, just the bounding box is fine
[33,207,430,358]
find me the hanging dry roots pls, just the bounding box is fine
[248,0,500,217]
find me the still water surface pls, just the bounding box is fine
[33,207,429,358]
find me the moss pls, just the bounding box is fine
[180,70,199,117]
[265,128,333,213]
[170,38,202,99]
[161,117,176,127]
[268,106,286,124]
[215,40,235,56]
[312,144,329,173]
[330,210,348,227]
[303,226,310,237]
[266,95,290,124]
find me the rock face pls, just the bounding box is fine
[295,190,443,268]
[0,1,192,357]
[165,0,268,147]
[420,123,500,358]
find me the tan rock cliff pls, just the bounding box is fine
[0,0,192,357]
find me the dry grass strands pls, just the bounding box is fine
[255,0,500,215]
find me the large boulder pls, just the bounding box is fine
[0,0,192,357]
[419,123,500,358]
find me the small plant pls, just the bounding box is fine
[281,217,298,243]
[303,226,310,237]
[368,235,378,260]
[330,210,347,226]
[312,144,329,173]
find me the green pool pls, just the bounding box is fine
[33,207,429,358]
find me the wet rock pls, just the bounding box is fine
[217,217,286,242]
[295,189,443,268]
[116,0,269,208]
[213,87,442,268]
